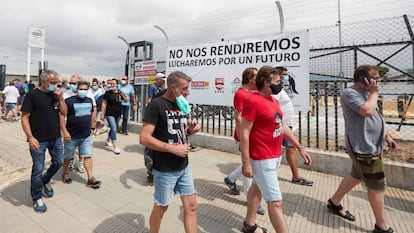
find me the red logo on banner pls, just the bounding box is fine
[215,78,224,93]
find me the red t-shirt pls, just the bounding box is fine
[233,87,252,141]
[242,92,284,160]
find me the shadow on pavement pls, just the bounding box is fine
[123,144,145,153]
[350,189,414,213]
[119,168,149,188]
[0,180,32,208]
[283,192,368,232]
[94,212,149,233]
[194,178,246,206]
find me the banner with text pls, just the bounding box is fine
[166,31,310,111]
[134,60,157,85]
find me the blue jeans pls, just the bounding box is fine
[30,137,64,201]
[121,105,130,133]
[107,115,120,142]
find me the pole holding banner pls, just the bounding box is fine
[275,1,285,34]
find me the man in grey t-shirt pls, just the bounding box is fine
[327,65,397,233]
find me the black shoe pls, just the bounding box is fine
[292,177,314,186]
[224,177,240,195]
[87,177,102,189]
[373,224,394,233]
[120,131,129,135]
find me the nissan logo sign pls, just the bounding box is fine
[32,29,43,38]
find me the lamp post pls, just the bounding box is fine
[337,0,343,75]
[275,1,285,34]
[154,25,169,45]
[117,36,132,80]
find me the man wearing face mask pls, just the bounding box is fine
[140,71,200,233]
[118,76,137,135]
[272,67,314,186]
[239,65,311,233]
[60,81,101,189]
[63,75,96,173]
[21,70,67,213]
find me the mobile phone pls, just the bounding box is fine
[359,77,371,86]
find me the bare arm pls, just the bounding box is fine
[240,117,253,178]
[282,121,312,165]
[358,80,379,117]
[140,122,190,157]
[21,112,40,151]
[100,99,107,121]
[59,114,71,142]
[234,109,242,139]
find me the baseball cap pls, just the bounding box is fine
[155,73,166,79]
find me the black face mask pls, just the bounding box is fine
[270,84,283,95]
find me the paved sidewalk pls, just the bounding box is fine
[0,121,414,233]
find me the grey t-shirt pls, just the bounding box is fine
[341,86,384,154]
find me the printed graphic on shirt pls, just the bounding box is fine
[74,103,92,117]
[273,113,283,138]
[165,110,188,144]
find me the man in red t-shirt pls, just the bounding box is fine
[239,65,312,233]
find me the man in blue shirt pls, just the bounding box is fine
[146,73,166,105]
[118,76,137,135]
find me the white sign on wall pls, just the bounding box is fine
[166,31,310,111]
[28,26,46,49]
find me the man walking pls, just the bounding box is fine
[119,76,137,135]
[327,65,397,233]
[140,71,200,233]
[21,70,67,212]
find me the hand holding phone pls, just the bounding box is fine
[359,77,371,86]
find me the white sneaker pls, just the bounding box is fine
[76,162,85,173]
[114,147,121,154]
[106,141,113,147]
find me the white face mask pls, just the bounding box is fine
[121,80,127,85]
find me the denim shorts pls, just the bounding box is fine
[63,135,93,159]
[282,126,294,147]
[152,165,196,206]
[251,157,283,202]
[6,103,16,110]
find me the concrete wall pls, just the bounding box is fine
[128,121,414,191]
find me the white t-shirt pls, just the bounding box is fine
[272,89,295,127]
[2,85,20,103]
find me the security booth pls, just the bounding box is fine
[124,41,155,122]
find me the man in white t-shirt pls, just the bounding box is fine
[272,67,314,186]
[2,81,20,121]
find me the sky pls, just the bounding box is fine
[0,0,413,79]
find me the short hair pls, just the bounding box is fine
[40,70,58,81]
[241,67,257,85]
[275,66,287,72]
[167,71,192,88]
[70,74,82,82]
[353,65,379,82]
[77,80,90,89]
[256,65,275,91]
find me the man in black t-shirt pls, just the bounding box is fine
[21,70,67,213]
[60,81,101,189]
[140,71,200,233]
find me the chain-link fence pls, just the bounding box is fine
[133,15,414,152]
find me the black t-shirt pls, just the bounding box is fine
[103,90,122,116]
[21,89,61,142]
[144,97,189,172]
[65,96,93,139]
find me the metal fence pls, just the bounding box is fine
[132,15,414,152]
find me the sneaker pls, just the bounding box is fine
[257,205,265,215]
[292,177,314,186]
[190,145,198,152]
[224,177,240,195]
[114,147,121,154]
[43,182,54,198]
[68,157,75,171]
[87,177,102,189]
[76,162,85,173]
[33,199,47,213]
[120,131,129,135]
[62,173,72,184]
[106,141,113,147]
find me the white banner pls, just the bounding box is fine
[166,31,310,111]
[28,26,46,49]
